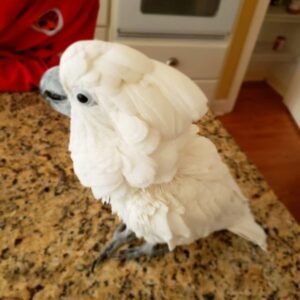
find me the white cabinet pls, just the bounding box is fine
[194,79,218,102]
[122,40,228,79]
[113,39,228,102]
[246,5,300,91]
[245,3,300,127]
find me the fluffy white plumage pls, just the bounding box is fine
[59,40,267,251]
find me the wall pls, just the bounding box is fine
[284,59,300,126]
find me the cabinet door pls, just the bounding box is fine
[124,41,227,78]
[194,79,218,102]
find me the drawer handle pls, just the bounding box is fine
[166,57,179,67]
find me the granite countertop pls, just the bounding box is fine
[0,92,299,300]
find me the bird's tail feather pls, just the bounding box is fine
[229,216,267,251]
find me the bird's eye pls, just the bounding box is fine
[74,90,97,106]
[77,93,89,103]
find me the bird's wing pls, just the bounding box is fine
[113,65,207,186]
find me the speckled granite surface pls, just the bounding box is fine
[0,92,299,300]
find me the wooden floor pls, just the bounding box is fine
[219,81,300,222]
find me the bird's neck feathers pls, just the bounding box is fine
[69,104,115,149]
[68,103,204,203]
[68,107,125,198]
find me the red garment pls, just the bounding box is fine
[0,0,99,91]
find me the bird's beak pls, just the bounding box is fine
[39,66,71,117]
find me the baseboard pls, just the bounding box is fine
[209,99,233,116]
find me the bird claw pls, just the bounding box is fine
[87,223,137,273]
[117,247,143,261]
[116,243,169,261]
[113,223,126,236]
[88,252,110,275]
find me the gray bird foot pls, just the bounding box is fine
[117,242,169,261]
[88,223,136,273]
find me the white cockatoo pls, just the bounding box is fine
[40,40,267,272]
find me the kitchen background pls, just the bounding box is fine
[94,0,300,221]
[1,1,299,297]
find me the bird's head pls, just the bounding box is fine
[39,40,156,130]
[40,41,106,121]
[40,40,208,139]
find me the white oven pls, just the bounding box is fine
[117,0,242,39]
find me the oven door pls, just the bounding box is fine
[117,0,241,38]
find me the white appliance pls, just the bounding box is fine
[117,0,242,39]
